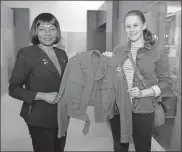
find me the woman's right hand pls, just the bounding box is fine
[35,92,58,104]
[102,51,115,58]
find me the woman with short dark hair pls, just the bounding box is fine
[29,13,61,45]
[9,13,68,152]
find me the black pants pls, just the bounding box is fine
[110,114,129,152]
[132,112,154,152]
[28,125,67,152]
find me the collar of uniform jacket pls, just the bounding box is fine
[80,50,107,80]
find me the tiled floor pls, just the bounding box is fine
[1,93,164,151]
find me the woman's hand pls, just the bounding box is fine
[128,87,156,98]
[35,92,58,104]
[44,92,59,104]
[102,51,115,58]
[128,87,144,98]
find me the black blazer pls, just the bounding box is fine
[9,45,68,128]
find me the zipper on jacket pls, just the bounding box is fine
[28,106,32,115]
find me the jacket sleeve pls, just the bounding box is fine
[112,63,133,143]
[8,49,37,105]
[155,48,173,95]
[54,58,72,103]
[56,58,72,138]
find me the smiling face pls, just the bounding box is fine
[124,15,146,42]
[37,22,58,46]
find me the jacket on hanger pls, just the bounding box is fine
[55,50,133,143]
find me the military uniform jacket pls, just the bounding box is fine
[55,50,133,143]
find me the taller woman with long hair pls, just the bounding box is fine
[104,10,173,152]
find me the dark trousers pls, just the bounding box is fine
[110,114,129,152]
[28,125,67,152]
[132,112,154,152]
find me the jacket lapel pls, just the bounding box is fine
[80,50,107,81]
[108,47,129,67]
[54,48,67,76]
[37,45,61,79]
[116,43,130,64]
[94,56,107,81]
[81,54,94,79]
[121,52,129,64]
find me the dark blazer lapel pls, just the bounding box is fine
[37,46,61,79]
[54,48,67,76]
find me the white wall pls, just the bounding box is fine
[2,1,105,58]
[1,2,15,95]
[2,1,105,32]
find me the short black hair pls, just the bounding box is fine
[29,13,61,45]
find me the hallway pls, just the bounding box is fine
[1,92,164,151]
[1,1,180,151]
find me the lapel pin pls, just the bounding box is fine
[116,65,123,76]
[42,58,48,64]
[61,58,65,63]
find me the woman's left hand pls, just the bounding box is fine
[128,87,144,98]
